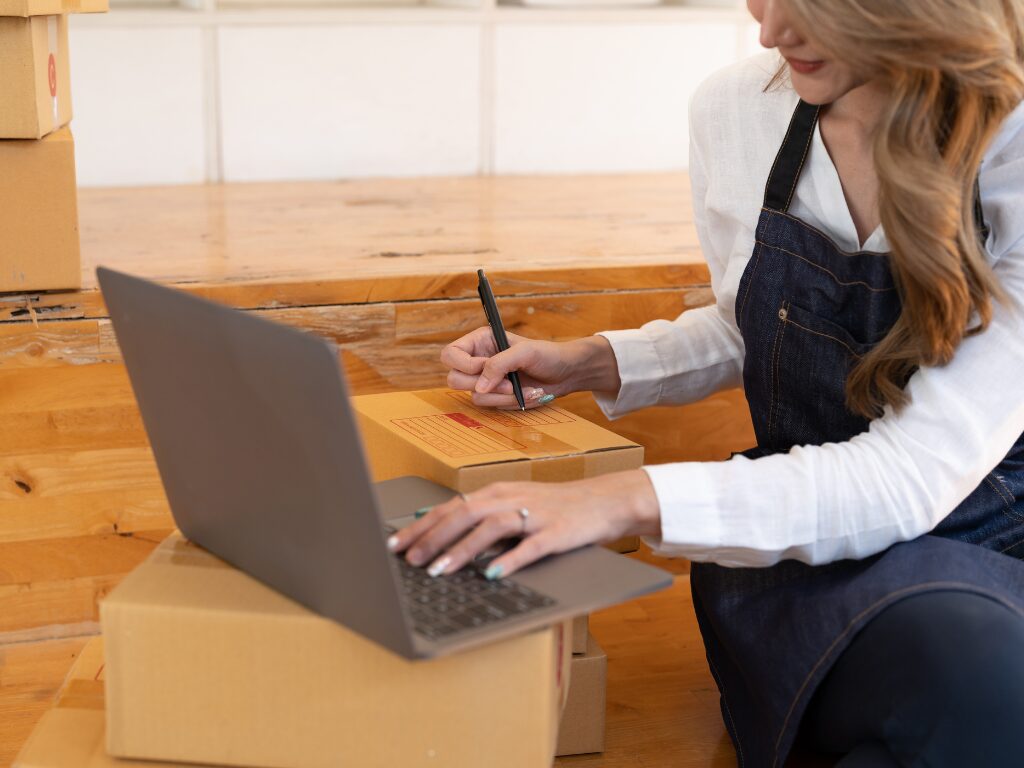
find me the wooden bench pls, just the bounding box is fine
[0,174,757,766]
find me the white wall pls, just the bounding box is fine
[68,6,760,187]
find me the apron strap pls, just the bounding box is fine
[764,98,990,246]
[762,100,821,213]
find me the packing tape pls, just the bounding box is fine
[156,535,232,569]
[47,16,59,128]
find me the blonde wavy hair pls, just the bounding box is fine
[777,0,1024,419]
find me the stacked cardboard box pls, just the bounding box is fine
[16,391,627,764]
[15,534,574,768]
[352,389,642,554]
[354,390,622,755]
[0,0,107,293]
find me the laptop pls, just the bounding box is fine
[98,267,672,660]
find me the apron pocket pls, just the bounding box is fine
[768,301,872,447]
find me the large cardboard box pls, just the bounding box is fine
[555,632,608,756]
[0,127,80,292]
[353,389,641,552]
[0,15,71,138]
[100,533,572,768]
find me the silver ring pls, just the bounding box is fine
[516,507,530,534]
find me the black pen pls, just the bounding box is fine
[476,269,526,411]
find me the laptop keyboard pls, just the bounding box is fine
[394,557,557,641]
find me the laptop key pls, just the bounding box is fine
[398,557,557,640]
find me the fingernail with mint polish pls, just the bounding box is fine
[427,557,451,578]
[537,394,556,405]
[484,563,504,581]
[414,506,431,519]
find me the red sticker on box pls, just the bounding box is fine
[445,412,483,429]
[48,54,57,97]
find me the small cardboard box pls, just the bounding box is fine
[0,127,80,293]
[0,15,71,138]
[353,389,641,552]
[100,533,572,768]
[555,632,608,756]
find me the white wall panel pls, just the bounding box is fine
[68,24,207,186]
[494,23,737,173]
[218,25,481,181]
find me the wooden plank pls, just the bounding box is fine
[0,532,169,638]
[0,636,91,768]
[0,174,707,321]
[0,448,170,544]
[0,289,702,370]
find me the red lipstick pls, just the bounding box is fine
[786,57,826,75]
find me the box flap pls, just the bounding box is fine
[353,390,639,471]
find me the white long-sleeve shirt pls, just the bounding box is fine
[596,52,1024,567]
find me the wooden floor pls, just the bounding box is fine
[0,174,768,767]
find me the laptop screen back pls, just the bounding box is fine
[98,267,413,657]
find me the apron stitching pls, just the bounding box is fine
[705,653,746,768]
[769,581,1024,767]
[767,302,789,441]
[764,208,891,257]
[783,105,820,212]
[985,475,1014,509]
[986,474,1024,522]
[783,317,864,359]
[738,241,766,322]
[755,239,895,291]
[1000,536,1024,553]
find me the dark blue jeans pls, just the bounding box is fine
[803,590,1024,766]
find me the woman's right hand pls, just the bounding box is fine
[441,328,622,409]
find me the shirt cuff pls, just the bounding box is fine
[640,462,723,559]
[592,329,666,419]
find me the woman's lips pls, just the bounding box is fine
[786,57,826,75]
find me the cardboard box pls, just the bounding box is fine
[571,614,589,654]
[353,389,640,552]
[555,632,608,756]
[0,0,107,17]
[0,127,80,293]
[0,15,71,138]
[100,533,572,768]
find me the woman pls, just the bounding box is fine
[388,1,1024,765]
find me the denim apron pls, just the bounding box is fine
[691,100,1024,768]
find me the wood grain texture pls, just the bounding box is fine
[0,532,169,640]
[0,636,90,768]
[0,175,707,322]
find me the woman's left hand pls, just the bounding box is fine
[387,469,662,580]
